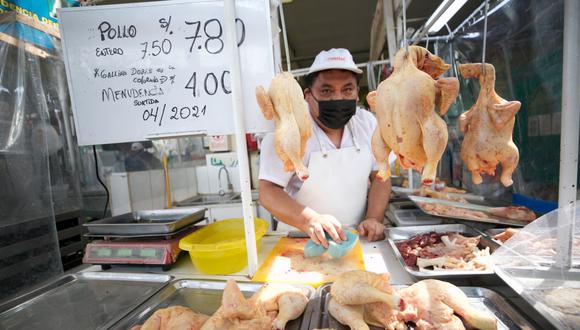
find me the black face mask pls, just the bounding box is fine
[312,95,356,129]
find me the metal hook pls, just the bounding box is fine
[402,0,409,57]
[481,0,489,79]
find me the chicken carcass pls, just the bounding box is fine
[135,306,209,330]
[330,270,403,310]
[367,46,459,185]
[256,72,312,181]
[249,283,309,330]
[458,63,521,187]
[399,279,497,330]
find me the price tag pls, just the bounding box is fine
[58,0,274,146]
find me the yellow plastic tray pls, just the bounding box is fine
[179,218,268,274]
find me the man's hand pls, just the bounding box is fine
[358,218,386,242]
[304,214,347,248]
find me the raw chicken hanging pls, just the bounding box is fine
[367,46,459,185]
[256,72,312,181]
[458,63,521,187]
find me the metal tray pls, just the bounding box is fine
[84,208,206,235]
[84,222,203,239]
[409,195,529,227]
[386,224,499,278]
[391,186,486,202]
[309,283,536,330]
[0,272,172,330]
[110,279,316,330]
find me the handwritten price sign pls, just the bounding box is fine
[58,0,274,146]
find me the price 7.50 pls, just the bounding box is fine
[140,39,172,59]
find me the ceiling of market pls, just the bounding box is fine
[280,0,483,70]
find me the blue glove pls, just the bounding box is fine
[303,231,359,258]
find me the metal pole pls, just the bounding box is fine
[411,0,455,45]
[383,0,397,65]
[278,1,291,71]
[223,0,259,276]
[556,0,580,268]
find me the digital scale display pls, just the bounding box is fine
[91,247,162,259]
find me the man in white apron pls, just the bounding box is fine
[258,48,391,248]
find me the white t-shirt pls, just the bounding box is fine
[259,107,379,197]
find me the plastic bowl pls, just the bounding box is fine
[179,218,268,274]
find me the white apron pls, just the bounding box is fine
[277,122,373,231]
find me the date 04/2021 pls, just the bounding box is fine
[142,104,207,126]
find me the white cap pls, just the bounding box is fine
[131,142,144,151]
[308,48,363,75]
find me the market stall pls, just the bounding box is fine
[0,0,578,329]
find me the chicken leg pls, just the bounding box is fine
[330,270,403,310]
[328,298,369,330]
[272,292,309,330]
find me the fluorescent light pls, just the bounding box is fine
[426,0,468,33]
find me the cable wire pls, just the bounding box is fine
[92,145,110,219]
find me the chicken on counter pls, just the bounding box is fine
[130,306,209,330]
[328,270,497,330]
[132,280,309,330]
[458,63,521,187]
[367,46,459,185]
[256,72,312,181]
[399,280,497,330]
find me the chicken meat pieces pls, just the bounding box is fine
[250,283,309,330]
[367,46,459,185]
[399,280,497,330]
[330,270,403,310]
[458,63,521,187]
[201,280,271,330]
[133,306,209,330]
[256,72,312,181]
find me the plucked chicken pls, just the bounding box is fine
[131,306,209,330]
[398,279,496,330]
[367,46,459,185]
[256,72,312,181]
[327,271,497,330]
[201,280,271,330]
[458,63,521,187]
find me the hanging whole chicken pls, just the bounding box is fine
[256,72,312,181]
[367,46,459,185]
[458,63,521,187]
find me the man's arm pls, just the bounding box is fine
[259,179,345,247]
[358,171,391,241]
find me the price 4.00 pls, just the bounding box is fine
[185,70,230,98]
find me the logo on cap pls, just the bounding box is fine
[327,56,346,61]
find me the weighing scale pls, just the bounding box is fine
[83,224,199,270]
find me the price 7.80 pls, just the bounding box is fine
[185,18,245,54]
